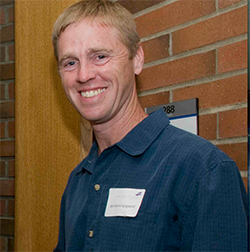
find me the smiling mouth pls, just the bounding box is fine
[81,88,106,98]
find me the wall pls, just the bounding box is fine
[118,0,248,186]
[0,0,15,251]
[0,0,247,251]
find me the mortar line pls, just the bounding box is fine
[138,0,247,41]
[133,0,179,18]
[143,34,247,69]
[210,136,247,145]
[216,112,220,139]
[137,68,247,97]
[199,103,247,115]
[215,0,219,11]
[240,171,248,177]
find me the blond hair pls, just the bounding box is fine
[52,0,140,61]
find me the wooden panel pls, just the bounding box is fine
[15,0,90,250]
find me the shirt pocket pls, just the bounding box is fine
[100,211,159,250]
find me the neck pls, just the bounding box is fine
[92,98,147,155]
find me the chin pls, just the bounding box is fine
[78,110,107,124]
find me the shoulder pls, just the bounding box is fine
[153,124,234,174]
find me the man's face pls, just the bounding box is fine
[57,19,143,125]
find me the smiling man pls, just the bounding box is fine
[52,1,248,251]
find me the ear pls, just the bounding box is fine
[133,44,144,75]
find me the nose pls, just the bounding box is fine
[76,62,96,83]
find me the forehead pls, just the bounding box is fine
[58,19,125,56]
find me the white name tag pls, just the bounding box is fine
[105,188,146,217]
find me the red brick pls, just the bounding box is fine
[219,108,247,138]
[7,121,14,137]
[8,44,14,61]
[0,84,5,99]
[0,237,6,252]
[0,161,5,177]
[172,6,247,55]
[143,34,170,63]
[173,74,247,109]
[7,199,14,216]
[7,238,14,251]
[137,51,215,92]
[8,82,14,99]
[218,0,241,9]
[0,46,5,62]
[7,160,14,177]
[135,0,215,38]
[7,6,14,23]
[138,92,170,109]
[218,40,247,74]
[0,0,13,6]
[0,180,14,196]
[0,9,5,25]
[0,140,15,156]
[0,219,14,235]
[118,0,165,14]
[0,161,4,168]
[0,102,15,118]
[0,122,5,138]
[0,63,15,80]
[0,25,14,43]
[0,237,5,251]
[199,113,217,140]
[0,199,6,215]
[0,168,5,177]
[217,142,247,171]
[0,84,5,100]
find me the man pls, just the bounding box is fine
[52,0,248,251]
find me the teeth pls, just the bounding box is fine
[81,88,105,98]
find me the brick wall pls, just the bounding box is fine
[118,0,248,187]
[0,0,15,251]
[0,0,247,250]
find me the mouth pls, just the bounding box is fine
[80,88,106,98]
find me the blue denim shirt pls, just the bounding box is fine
[54,109,248,251]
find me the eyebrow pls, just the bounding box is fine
[58,54,75,66]
[87,47,114,55]
[58,47,115,65]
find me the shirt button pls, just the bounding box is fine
[94,184,100,191]
[89,230,94,238]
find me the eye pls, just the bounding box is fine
[93,54,110,65]
[66,61,76,66]
[97,55,106,60]
[64,60,78,69]
[59,59,78,72]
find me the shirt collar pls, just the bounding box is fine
[76,141,99,175]
[116,108,169,156]
[77,108,169,174]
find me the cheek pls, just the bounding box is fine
[60,77,68,91]
[60,79,74,99]
[108,62,134,84]
[61,82,69,94]
[60,73,74,90]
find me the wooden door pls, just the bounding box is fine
[15,0,91,250]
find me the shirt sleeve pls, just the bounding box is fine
[53,193,66,252]
[181,161,248,251]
